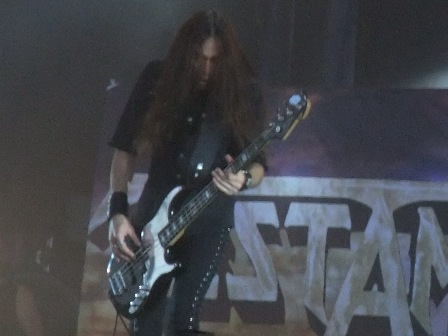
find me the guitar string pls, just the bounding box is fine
[114,187,216,280]
[113,194,201,281]
[111,100,307,291]
[112,126,279,287]
[163,186,216,238]
[111,245,151,287]
[112,186,217,284]
[110,97,306,301]
[112,131,272,285]
[114,189,209,281]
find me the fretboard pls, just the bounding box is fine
[158,126,276,248]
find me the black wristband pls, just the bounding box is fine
[107,191,129,221]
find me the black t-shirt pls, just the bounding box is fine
[109,60,266,233]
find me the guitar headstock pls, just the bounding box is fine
[271,91,311,140]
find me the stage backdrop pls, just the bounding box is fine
[77,87,448,336]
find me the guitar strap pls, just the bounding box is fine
[187,114,224,187]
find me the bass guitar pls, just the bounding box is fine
[107,91,311,317]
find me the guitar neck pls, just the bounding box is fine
[158,127,275,248]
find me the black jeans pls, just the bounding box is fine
[132,226,230,336]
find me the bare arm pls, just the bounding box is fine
[110,149,136,192]
[108,149,141,260]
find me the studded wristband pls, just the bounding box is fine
[107,191,129,221]
[241,169,252,190]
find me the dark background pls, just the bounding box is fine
[1,0,447,334]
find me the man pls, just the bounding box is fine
[108,10,266,335]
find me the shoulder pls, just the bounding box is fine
[140,60,163,79]
[128,60,163,99]
[134,60,163,89]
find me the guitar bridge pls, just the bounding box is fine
[108,270,126,296]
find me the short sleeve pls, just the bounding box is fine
[108,60,162,154]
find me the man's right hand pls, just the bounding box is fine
[108,214,141,261]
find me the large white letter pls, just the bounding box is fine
[326,197,412,336]
[227,201,278,301]
[285,203,352,328]
[410,207,448,334]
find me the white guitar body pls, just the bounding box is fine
[107,91,310,317]
[107,186,182,316]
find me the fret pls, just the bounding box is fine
[232,128,273,172]
[157,93,308,247]
[158,184,218,247]
[158,125,279,248]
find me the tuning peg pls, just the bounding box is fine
[288,94,302,105]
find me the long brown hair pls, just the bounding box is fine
[136,10,262,154]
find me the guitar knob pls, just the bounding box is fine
[139,285,150,294]
[131,296,143,307]
[130,298,142,314]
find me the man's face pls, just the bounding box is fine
[196,36,222,90]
